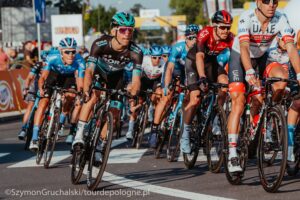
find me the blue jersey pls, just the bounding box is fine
[124,62,133,84]
[168,41,187,74]
[44,53,86,78]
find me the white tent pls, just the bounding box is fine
[284,0,300,33]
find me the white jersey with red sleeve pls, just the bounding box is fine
[232,10,295,58]
[141,55,164,80]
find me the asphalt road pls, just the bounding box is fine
[1,120,300,200]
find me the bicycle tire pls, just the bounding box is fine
[258,105,287,193]
[36,118,48,165]
[71,145,87,184]
[87,111,113,191]
[44,108,60,168]
[206,104,226,173]
[167,108,183,162]
[136,104,148,149]
[24,119,34,150]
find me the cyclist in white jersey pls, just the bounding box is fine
[227,0,300,173]
[126,45,163,139]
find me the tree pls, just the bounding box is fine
[233,0,251,8]
[130,3,145,17]
[49,0,83,14]
[84,5,117,34]
[169,0,208,26]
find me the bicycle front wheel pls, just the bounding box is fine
[87,111,113,191]
[258,105,287,193]
[136,104,148,149]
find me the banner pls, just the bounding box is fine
[0,69,30,114]
[51,14,83,47]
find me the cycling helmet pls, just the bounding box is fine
[149,45,162,56]
[59,37,77,49]
[185,24,200,36]
[212,10,233,24]
[161,45,171,55]
[111,12,135,27]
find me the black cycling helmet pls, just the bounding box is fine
[212,10,233,24]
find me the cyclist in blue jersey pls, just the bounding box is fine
[29,37,86,151]
[148,24,200,148]
[18,62,43,140]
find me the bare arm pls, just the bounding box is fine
[25,73,35,89]
[286,43,300,75]
[164,62,175,87]
[38,70,50,92]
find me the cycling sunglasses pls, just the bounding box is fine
[117,27,134,34]
[151,56,161,60]
[162,54,168,58]
[63,50,76,55]
[186,35,197,40]
[216,25,231,30]
[262,0,278,5]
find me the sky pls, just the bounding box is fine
[91,0,174,16]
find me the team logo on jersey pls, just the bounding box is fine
[96,40,108,47]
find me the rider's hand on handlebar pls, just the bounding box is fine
[245,68,258,86]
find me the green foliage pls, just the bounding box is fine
[169,0,208,25]
[84,5,117,34]
[130,3,145,16]
[233,0,251,8]
[49,0,83,14]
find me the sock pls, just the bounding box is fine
[21,123,27,130]
[182,123,191,139]
[151,123,159,134]
[228,133,238,159]
[32,125,40,141]
[59,113,66,124]
[69,123,77,136]
[75,121,87,140]
[287,124,296,161]
[128,120,135,133]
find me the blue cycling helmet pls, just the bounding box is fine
[161,45,171,55]
[149,45,162,56]
[59,37,77,49]
[185,24,200,36]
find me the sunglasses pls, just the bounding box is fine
[186,36,197,40]
[162,54,168,58]
[151,56,161,60]
[216,25,231,30]
[63,50,76,55]
[117,27,134,34]
[262,0,278,5]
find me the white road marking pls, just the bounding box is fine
[0,153,10,158]
[178,148,220,162]
[82,168,235,200]
[108,149,147,164]
[7,151,71,168]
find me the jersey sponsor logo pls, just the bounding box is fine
[130,45,142,54]
[198,29,209,40]
[239,19,245,24]
[232,70,240,82]
[96,40,108,47]
[87,56,97,63]
[238,28,248,33]
[252,24,276,34]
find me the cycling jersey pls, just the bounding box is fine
[168,41,188,75]
[141,56,164,80]
[196,26,234,56]
[267,43,289,65]
[87,34,143,75]
[233,10,295,58]
[124,62,133,84]
[44,53,85,78]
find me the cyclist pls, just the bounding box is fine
[180,10,234,154]
[126,45,163,139]
[227,0,300,173]
[29,37,85,151]
[72,12,143,150]
[149,24,200,148]
[268,32,300,167]
[18,62,43,140]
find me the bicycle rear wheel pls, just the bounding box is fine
[258,105,287,193]
[36,118,48,165]
[183,114,200,169]
[167,108,183,162]
[206,105,226,173]
[87,111,113,191]
[71,145,87,184]
[44,108,60,168]
[136,104,148,149]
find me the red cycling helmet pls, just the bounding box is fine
[211,10,233,24]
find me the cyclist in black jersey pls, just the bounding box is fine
[73,12,143,147]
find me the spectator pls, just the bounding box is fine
[23,41,35,68]
[0,46,9,71]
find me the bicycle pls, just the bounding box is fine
[71,75,133,191]
[183,82,227,172]
[224,77,295,192]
